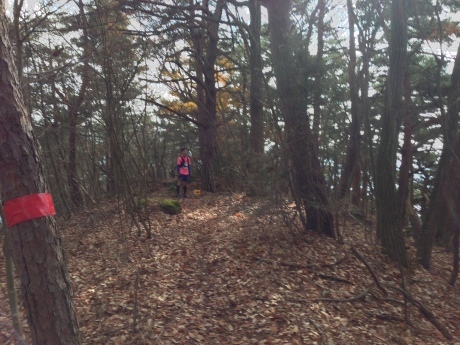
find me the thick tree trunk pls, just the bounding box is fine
[200,7,221,192]
[449,185,460,285]
[198,123,217,192]
[417,43,460,268]
[247,0,265,194]
[0,6,81,344]
[397,73,413,227]
[374,0,409,266]
[264,0,334,237]
[189,0,225,192]
[248,0,264,158]
[191,10,216,192]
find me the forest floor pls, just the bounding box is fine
[1,186,460,344]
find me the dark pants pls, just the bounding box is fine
[178,174,190,183]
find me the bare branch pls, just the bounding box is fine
[351,247,388,296]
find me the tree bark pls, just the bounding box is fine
[396,72,412,224]
[189,0,226,192]
[357,13,378,214]
[263,0,334,237]
[247,0,265,193]
[417,43,460,268]
[13,0,24,81]
[312,0,325,144]
[360,29,377,213]
[0,6,81,344]
[450,185,460,286]
[66,0,90,208]
[340,0,361,205]
[248,0,264,158]
[68,110,84,207]
[374,0,409,266]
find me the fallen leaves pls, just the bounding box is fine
[0,191,459,344]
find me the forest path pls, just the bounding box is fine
[1,189,460,344]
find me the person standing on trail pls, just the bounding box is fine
[176,148,191,198]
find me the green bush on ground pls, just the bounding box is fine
[160,199,181,215]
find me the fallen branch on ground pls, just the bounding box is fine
[369,290,405,305]
[384,283,453,340]
[308,318,327,345]
[317,273,353,285]
[351,247,387,296]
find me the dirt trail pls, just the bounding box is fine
[1,190,460,344]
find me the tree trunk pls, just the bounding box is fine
[417,43,460,268]
[201,10,220,192]
[396,72,412,224]
[374,0,409,266]
[247,0,265,193]
[248,0,264,158]
[0,6,81,344]
[189,0,225,192]
[361,35,376,212]
[68,110,84,207]
[66,0,90,208]
[40,76,72,216]
[358,18,376,213]
[312,0,326,145]
[449,181,460,286]
[264,0,334,237]
[340,0,361,205]
[13,0,23,81]
[198,123,217,192]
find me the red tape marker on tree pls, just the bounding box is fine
[3,193,56,227]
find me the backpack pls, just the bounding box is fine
[179,156,190,167]
[169,156,189,177]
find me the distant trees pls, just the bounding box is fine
[118,0,229,192]
[2,0,460,265]
[7,0,460,341]
[63,0,90,208]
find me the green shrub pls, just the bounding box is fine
[160,199,181,215]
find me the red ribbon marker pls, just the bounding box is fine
[3,193,56,227]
